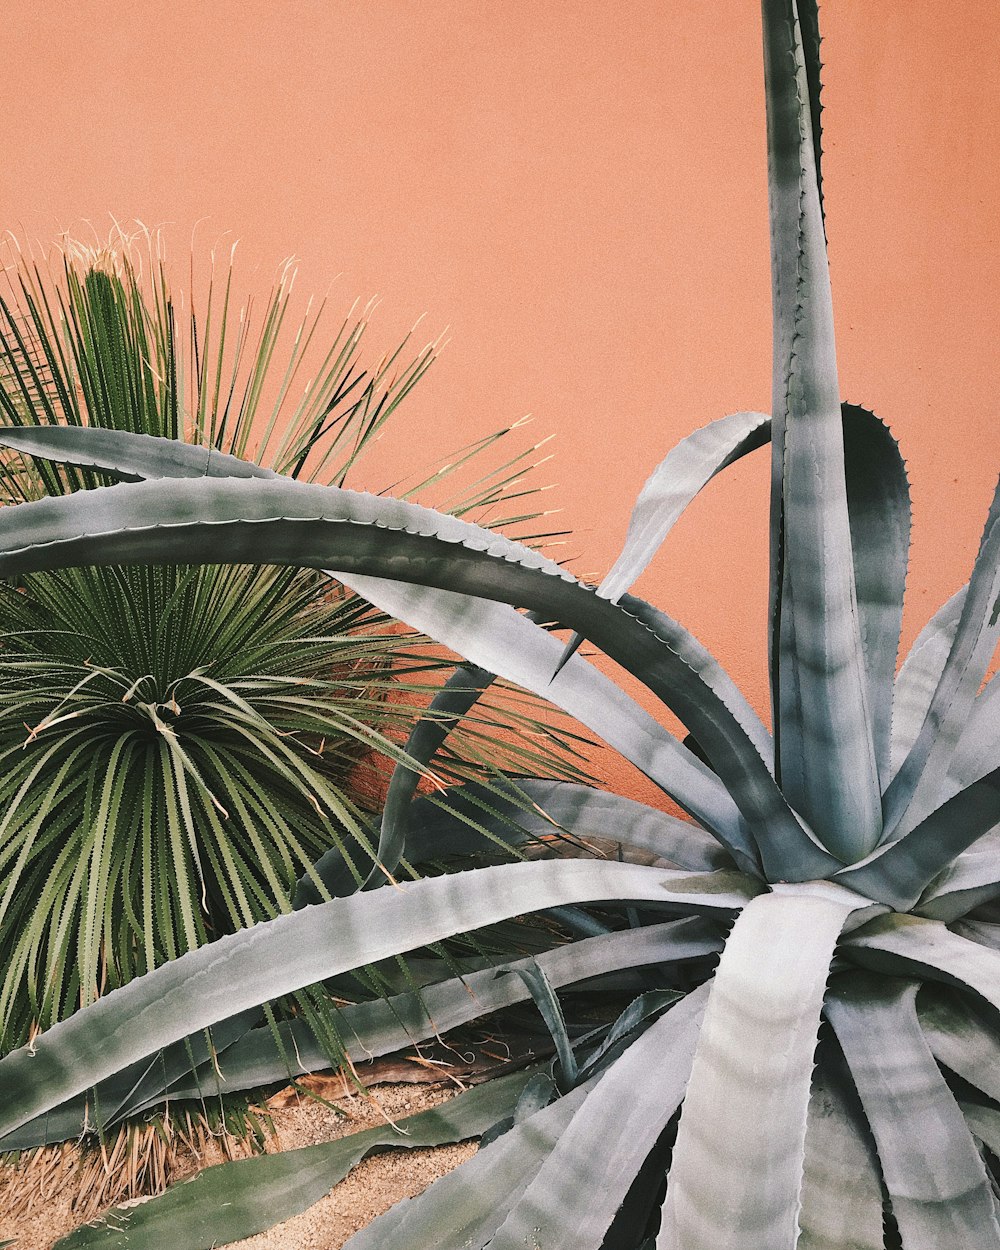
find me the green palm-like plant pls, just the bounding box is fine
[0,243,579,1053]
[1,3,999,1248]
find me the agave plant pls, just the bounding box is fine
[1,2,1000,1248]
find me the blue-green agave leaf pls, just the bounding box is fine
[835,766,1000,910]
[0,424,276,482]
[763,0,881,862]
[844,913,1000,1018]
[826,974,1000,1249]
[918,986,1000,1105]
[914,829,1000,923]
[797,1064,885,1250]
[949,671,1000,793]
[840,404,911,788]
[343,1076,596,1249]
[885,476,1000,838]
[889,586,966,783]
[384,778,732,874]
[52,1067,538,1250]
[657,881,867,1250]
[486,984,709,1250]
[0,860,756,1139]
[556,408,770,668]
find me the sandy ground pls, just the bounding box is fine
[0,1081,475,1250]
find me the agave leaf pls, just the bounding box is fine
[0,477,835,878]
[840,405,911,786]
[657,882,866,1250]
[826,974,1000,1248]
[797,1064,885,1250]
[0,424,277,482]
[340,572,763,871]
[960,1103,1000,1167]
[889,586,966,782]
[764,0,881,862]
[369,660,501,886]
[844,913,1000,1018]
[914,829,1000,923]
[53,1067,538,1250]
[378,777,731,875]
[487,984,708,1250]
[557,409,770,667]
[0,860,756,1139]
[885,477,1000,838]
[835,767,1000,911]
[10,918,721,1147]
[918,986,1000,1105]
[950,672,1000,792]
[0,1009,260,1151]
[587,410,771,608]
[342,1076,596,1250]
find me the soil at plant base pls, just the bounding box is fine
[0,1082,476,1250]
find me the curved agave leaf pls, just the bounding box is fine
[797,1065,885,1250]
[841,404,911,786]
[0,477,832,877]
[487,983,708,1250]
[885,476,1000,838]
[914,829,1000,923]
[0,860,756,1139]
[950,672,1000,792]
[589,410,770,607]
[763,0,881,863]
[889,585,966,782]
[370,660,501,885]
[7,917,721,1148]
[835,766,1000,910]
[53,1067,538,1250]
[384,778,732,873]
[343,1077,596,1250]
[657,882,867,1250]
[556,408,770,668]
[918,986,1000,1105]
[338,574,755,866]
[0,424,277,482]
[826,974,1000,1248]
[844,913,1000,1018]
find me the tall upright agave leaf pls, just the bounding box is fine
[3,3,1000,1249]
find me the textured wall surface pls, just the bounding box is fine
[4,1,998,801]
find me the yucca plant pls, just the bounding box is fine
[0,242,581,1058]
[1,2,1000,1248]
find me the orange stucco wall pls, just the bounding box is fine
[5,2,999,804]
